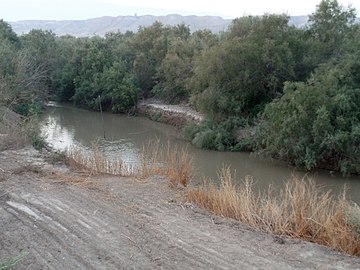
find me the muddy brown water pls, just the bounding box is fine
[40,102,360,203]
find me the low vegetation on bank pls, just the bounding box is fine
[62,141,360,257]
[0,107,46,151]
[64,140,193,187]
[187,167,360,256]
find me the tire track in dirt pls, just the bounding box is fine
[1,148,360,269]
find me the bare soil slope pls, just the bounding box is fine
[1,147,360,269]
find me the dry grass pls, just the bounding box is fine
[0,117,28,151]
[61,140,360,256]
[49,171,99,189]
[187,166,360,256]
[64,140,193,187]
[137,140,193,187]
[136,140,162,178]
[0,108,45,151]
[164,143,193,187]
[64,144,134,176]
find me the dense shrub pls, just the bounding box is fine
[183,117,249,151]
[189,14,297,118]
[254,55,360,174]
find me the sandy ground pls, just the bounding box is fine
[1,147,360,269]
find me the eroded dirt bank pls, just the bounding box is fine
[1,147,360,269]
[137,99,204,127]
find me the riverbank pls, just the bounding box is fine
[137,99,256,148]
[137,99,204,127]
[1,146,360,269]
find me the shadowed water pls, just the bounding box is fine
[40,102,360,203]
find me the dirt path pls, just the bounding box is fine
[1,147,360,269]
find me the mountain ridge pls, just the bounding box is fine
[9,14,309,37]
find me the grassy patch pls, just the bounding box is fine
[187,166,360,256]
[0,252,28,270]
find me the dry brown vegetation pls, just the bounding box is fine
[0,107,45,151]
[64,142,360,256]
[64,140,193,187]
[187,166,360,256]
[65,144,134,176]
[49,172,99,189]
[0,107,27,150]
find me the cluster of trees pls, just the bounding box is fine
[0,21,51,116]
[254,1,360,175]
[0,0,359,174]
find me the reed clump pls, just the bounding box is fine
[137,140,162,178]
[64,144,133,176]
[138,140,193,187]
[64,140,193,187]
[0,108,45,151]
[187,166,360,256]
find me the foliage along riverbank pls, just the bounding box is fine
[0,0,359,174]
[62,140,360,257]
[1,144,360,268]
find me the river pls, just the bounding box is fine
[40,102,360,203]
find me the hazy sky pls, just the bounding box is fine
[1,0,359,21]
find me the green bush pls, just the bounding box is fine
[254,55,360,174]
[13,101,42,117]
[183,117,249,151]
[0,252,28,270]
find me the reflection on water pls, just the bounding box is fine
[42,113,76,150]
[40,103,360,203]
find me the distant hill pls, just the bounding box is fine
[9,15,310,37]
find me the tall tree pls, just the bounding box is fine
[0,19,20,47]
[131,22,170,96]
[308,0,357,61]
[189,14,296,118]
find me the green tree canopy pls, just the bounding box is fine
[307,0,357,62]
[255,48,360,174]
[189,14,296,119]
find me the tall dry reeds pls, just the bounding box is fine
[0,107,37,150]
[63,141,360,256]
[136,140,193,187]
[187,166,360,256]
[137,140,162,178]
[163,142,193,187]
[65,144,133,176]
[64,140,193,187]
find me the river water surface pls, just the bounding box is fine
[40,103,360,203]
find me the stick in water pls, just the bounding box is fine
[99,95,106,139]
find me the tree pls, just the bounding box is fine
[152,26,193,103]
[53,35,79,101]
[20,30,58,95]
[0,23,47,115]
[189,14,296,118]
[131,22,165,95]
[255,48,360,174]
[307,0,357,62]
[0,19,20,47]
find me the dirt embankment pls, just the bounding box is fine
[1,147,360,269]
[137,100,255,142]
[137,99,204,127]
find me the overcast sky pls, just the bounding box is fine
[1,0,359,21]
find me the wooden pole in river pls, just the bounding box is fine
[99,95,106,139]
